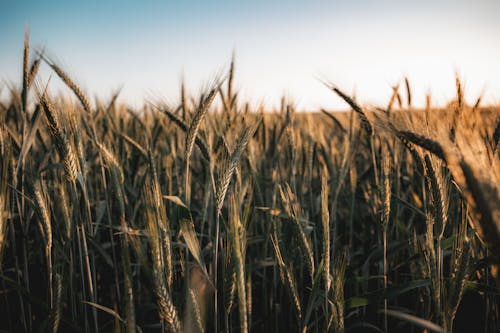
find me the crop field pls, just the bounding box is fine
[0,34,499,333]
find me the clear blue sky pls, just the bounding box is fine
[1,0,499,109]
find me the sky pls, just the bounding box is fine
[1,0,500,110]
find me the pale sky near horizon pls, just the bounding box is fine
[1,0,499,110]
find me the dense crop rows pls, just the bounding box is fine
[0,33,499,332]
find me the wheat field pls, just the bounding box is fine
[0,33,499,333]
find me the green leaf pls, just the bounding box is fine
[82,301,124,323]
[163,195,188,210]
[347,296,370,308]
[381,309,444,333]
[347,279,430,309]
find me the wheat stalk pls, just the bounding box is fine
[40,55,92,113]
[50,272,63,333]
[320,165,331,292]
[229,194,248,333]
[325,83,373,136]
[34,183,53,306]
[22,28,29,113]
[39,93,78,182]
[216,119,259,214]
[160,106,210,161]
[279,183,315,280]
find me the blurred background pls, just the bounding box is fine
[1,0,499,110]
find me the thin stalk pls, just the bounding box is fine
[214,211,220,333]
[383,227,388,333]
